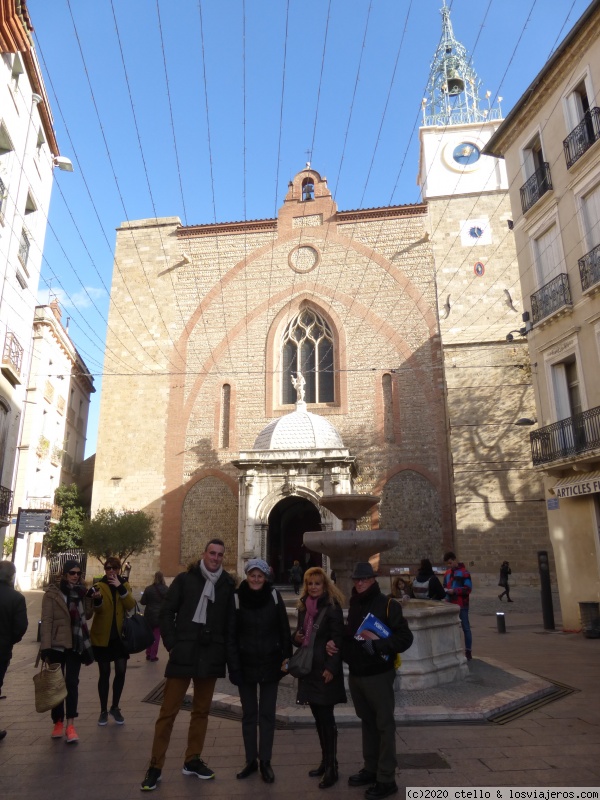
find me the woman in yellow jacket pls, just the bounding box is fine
[90,556,135,726]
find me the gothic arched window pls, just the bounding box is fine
[282,308,334,404]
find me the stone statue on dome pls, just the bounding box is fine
[291,371,306,403]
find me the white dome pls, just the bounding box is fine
[253,404,344,451]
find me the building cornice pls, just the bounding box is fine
[177,203,428,238]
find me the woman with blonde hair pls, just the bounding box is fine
[283,567,345,789]
[90,556,135,726]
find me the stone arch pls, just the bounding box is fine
[255,484,323,525]
[181,476,238,571]
[378,469,443,566]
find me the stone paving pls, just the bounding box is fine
[1,584,599,799]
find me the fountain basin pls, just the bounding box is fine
[318,494,380,529]
[396,600,469,689]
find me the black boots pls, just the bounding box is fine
[309,719,326,777]
[318,725,338,789]
[259,760,275,783]
[236,760,258,779]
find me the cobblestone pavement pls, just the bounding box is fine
[1,585,598,799]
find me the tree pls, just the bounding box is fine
[45,484,86,554]
[82,508,155,563]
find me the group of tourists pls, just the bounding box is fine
[0,543,487,796]
[139,540,414,799]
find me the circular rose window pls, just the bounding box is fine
[288,245,320,274]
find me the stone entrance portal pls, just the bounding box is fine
[267,496,322,582]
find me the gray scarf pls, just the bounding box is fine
[192,561,223,624]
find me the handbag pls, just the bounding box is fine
[121,602,156,654]
[287,606,328,679]
[33,660,68,713]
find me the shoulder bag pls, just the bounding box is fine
[287,606,327,678]
[121,601,156,654]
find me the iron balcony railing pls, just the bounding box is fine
[530,272,572,324]
[2,330,24,376]
[563,107,600,169]
[0,485,13,520]
[520,162,553,214]
[531,405,600,465]
[579,241,600,292]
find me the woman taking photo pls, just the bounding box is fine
[227,558,291,784]
[284,567,345,789]
[140,571,168,662]
[90,556,135,725]
[40,560,95,743]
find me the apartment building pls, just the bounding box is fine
[486,0,600,628]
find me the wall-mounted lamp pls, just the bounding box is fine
[506,328,527,342]
[53,156,74,172]
[514,417,537,426]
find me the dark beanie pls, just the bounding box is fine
[62,559,81,575]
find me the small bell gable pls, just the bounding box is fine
[278,165,337,231]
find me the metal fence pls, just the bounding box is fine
[45,549,88,585]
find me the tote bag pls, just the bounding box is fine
[33,661,68,713]
[122,602,156,654]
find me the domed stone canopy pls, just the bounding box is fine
[253,401,344,451]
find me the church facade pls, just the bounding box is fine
[92,5,551,585]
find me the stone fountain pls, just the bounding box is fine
[303,493,399,603]
[303,492,469,689]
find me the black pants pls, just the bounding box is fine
[48,649,82,722]
[238,680,279,761]
[309,703,336,729]
[97,658,127,712]
[0,657,10,694]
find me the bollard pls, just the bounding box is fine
[496,612,506,633]
[538,550,555,630]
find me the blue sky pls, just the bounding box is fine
[27,0,591,456]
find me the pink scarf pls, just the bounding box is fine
[301,595,320,648]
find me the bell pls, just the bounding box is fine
[446,70,465,96]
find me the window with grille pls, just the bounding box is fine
[281,308,334,404]
[18,229,30,268]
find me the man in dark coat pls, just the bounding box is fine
[328,562,413,800]
[140,539,235,791]
[0,560,28,740]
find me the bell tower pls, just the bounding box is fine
[418,0,507,201]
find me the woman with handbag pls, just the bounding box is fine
[39,559,95,743]
[140,571,168,662]
[89,556,135,726]
[227,558,292,783]
[283,567,346,789]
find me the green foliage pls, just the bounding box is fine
[45,484,86,555]
[82,507,155,563]
[2,535,14,558]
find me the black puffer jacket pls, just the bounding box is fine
[295,594,346,707]
[343,581,413,677]
[140,583,169,628]
[227,581,292,684]
[160,564,235,679]
[0,582,28,659]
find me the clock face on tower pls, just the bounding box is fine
[452,142,481,165]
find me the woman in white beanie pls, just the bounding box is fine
[227,558,292,784]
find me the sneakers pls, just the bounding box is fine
[65,724,79,743]
[349,769,377,787]
[141,766,162,791]
[182,756,215,779]
[365,782,398,800]
[109,706,125,724]
[98,711,108,726]
[51,721,64,738]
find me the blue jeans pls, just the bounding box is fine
[459,607,472,651]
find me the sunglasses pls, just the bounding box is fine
[67,570,81,576]
[104,565,118,571]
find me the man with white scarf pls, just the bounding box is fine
[141,539,235,792]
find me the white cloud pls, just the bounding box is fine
[37,286,106,310]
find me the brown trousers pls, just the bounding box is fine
[150,676,217,769]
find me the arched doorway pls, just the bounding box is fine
[267,496,322,582]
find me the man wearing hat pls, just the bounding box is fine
[140,539,236,791]
[328,562,413,800]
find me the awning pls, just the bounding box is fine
[553,471,600,499]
